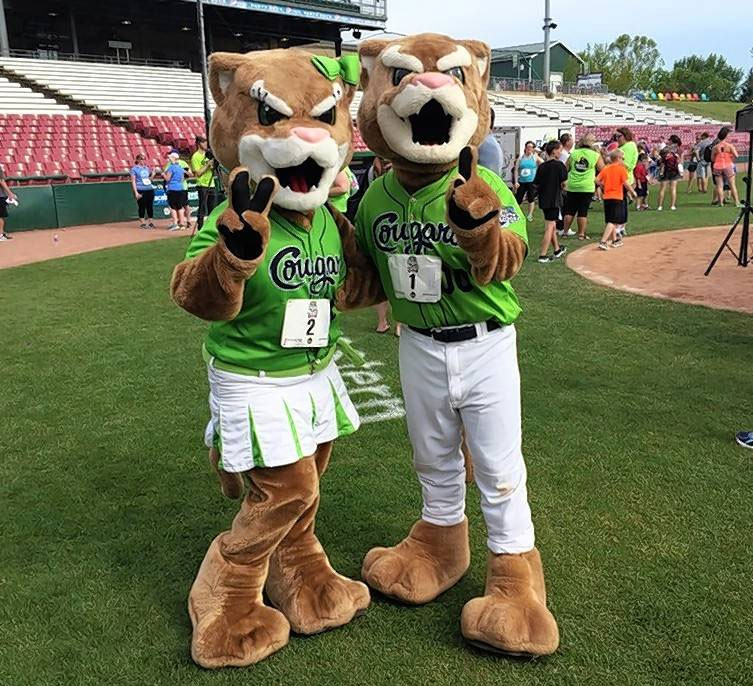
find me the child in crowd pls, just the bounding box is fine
[634,153,650,211]
[534,139,569,263]
[596,149,637,250]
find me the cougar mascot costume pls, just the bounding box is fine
[354,33,560,656]
[170,49,383,668]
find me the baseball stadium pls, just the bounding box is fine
[2,0,752,684]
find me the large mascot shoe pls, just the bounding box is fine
[188,536,290,668]
[460,548,559,657]
[362,518,470,604]
[266,535,370,634]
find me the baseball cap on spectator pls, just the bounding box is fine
[195,135,207,145]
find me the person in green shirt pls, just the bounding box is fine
[561,133,604,240]
[328,165,358,215]
[190,135,217,231]
[616,126,638,238]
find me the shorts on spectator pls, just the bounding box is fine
[542,207,560,222]
[515,182,537,204]
[636,181,648,198]
[167,190,188,210]
[714,166,736,180]
[0,198,7,218]
[564,191,592,218]
[659,172,681,182]
[604,199,627,225]
[696,162,709,179]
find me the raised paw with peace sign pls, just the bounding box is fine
[447,146,502,232]
[217,167,279,261]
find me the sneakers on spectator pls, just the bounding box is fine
[537,255,552,264]
[670,205,677,211]
[1,232,12,240]
[553,246,567,259]
[168,224,181,232]
[147,222,156,229]
[598,241,609,251]
[612,239,624,248]
[657,206,663,211]
[735,431,753,449]
[139,222,148,230]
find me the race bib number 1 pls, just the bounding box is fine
[388,254,442,303]
[281,299,330,348]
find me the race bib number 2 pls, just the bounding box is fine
[281,299,330,348]
[388,254,442,303]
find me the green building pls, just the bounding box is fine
[490,41,583,85]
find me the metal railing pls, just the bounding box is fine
[3,49,186,69]
[490,76,608,96]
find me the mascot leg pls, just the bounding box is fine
[266,441,370,634]
[188,457,320,668]
[208,447,245,500]
[456,326,559,657]
[362,329,471,605]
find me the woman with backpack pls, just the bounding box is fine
[657,135,683,211]
[712,126,741,208]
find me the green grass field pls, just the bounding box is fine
[659,100,742,124]
[2,189,753,685]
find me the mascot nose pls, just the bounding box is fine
[291,127,329,143]
[413,72,455,89]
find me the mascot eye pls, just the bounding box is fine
[258,102,288,126]
[392,68,412,86]
[316,107,336,125]
[444,66,465,84]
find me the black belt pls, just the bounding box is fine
[409,319,501,343]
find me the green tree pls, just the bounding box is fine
[579,34,664,94]
[667,55,742,100]
[739,67,753,103]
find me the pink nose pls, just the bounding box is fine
[413,72,455,89]
[291,127,329,143]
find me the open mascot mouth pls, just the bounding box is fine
[409,99,453,146]
[275,157,324,194]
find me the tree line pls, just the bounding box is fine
[578,34,753,102]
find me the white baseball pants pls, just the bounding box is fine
[398,323,535,554]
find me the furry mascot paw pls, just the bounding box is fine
[460,548,559,657]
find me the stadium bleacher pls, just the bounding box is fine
[0,55,742,186]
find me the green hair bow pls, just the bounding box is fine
[311,54,361,86]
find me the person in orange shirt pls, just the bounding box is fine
[596,149,637,250]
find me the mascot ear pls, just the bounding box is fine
[209,52,248,106]
[460,40,491,86]
[358,39,389,90]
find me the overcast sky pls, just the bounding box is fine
[372,0,752,72]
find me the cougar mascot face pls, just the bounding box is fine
[357,33,492,177]
[209,49,357,212]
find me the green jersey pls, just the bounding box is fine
[355,166,527,329]
[566,147,600,193]
[191,150,214,188]
[620,141,638,185]
[330,167,358,213]
[185,201,346,373]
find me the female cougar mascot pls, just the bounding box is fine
[353,33,560,657]
[170,49,383,669]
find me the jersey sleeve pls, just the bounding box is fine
[479,167,528,247]
[185,201,224,259]
[354,181,375,256]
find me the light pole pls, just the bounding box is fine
[543,0,558,97]
[196,0,211,139]
[0,0,10,57]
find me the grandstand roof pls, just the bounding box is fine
[492,41,583,63]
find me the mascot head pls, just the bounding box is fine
[209,49,359,213]
[357,33,491,176]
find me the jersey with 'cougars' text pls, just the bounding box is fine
[355,166,527,329]
[185,201,346,372]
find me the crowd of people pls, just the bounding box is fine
[129,135,218,232]
[504,124,743,262]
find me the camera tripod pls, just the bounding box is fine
[705,129,753,276]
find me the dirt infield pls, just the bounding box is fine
[0,222,186,270]
[567,226,753,315]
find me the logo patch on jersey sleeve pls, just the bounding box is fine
[499,206,521,227]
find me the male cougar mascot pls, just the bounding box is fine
[354,33,560,657]
[170,49,383,669]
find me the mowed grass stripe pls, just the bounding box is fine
[1,192,752,685]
